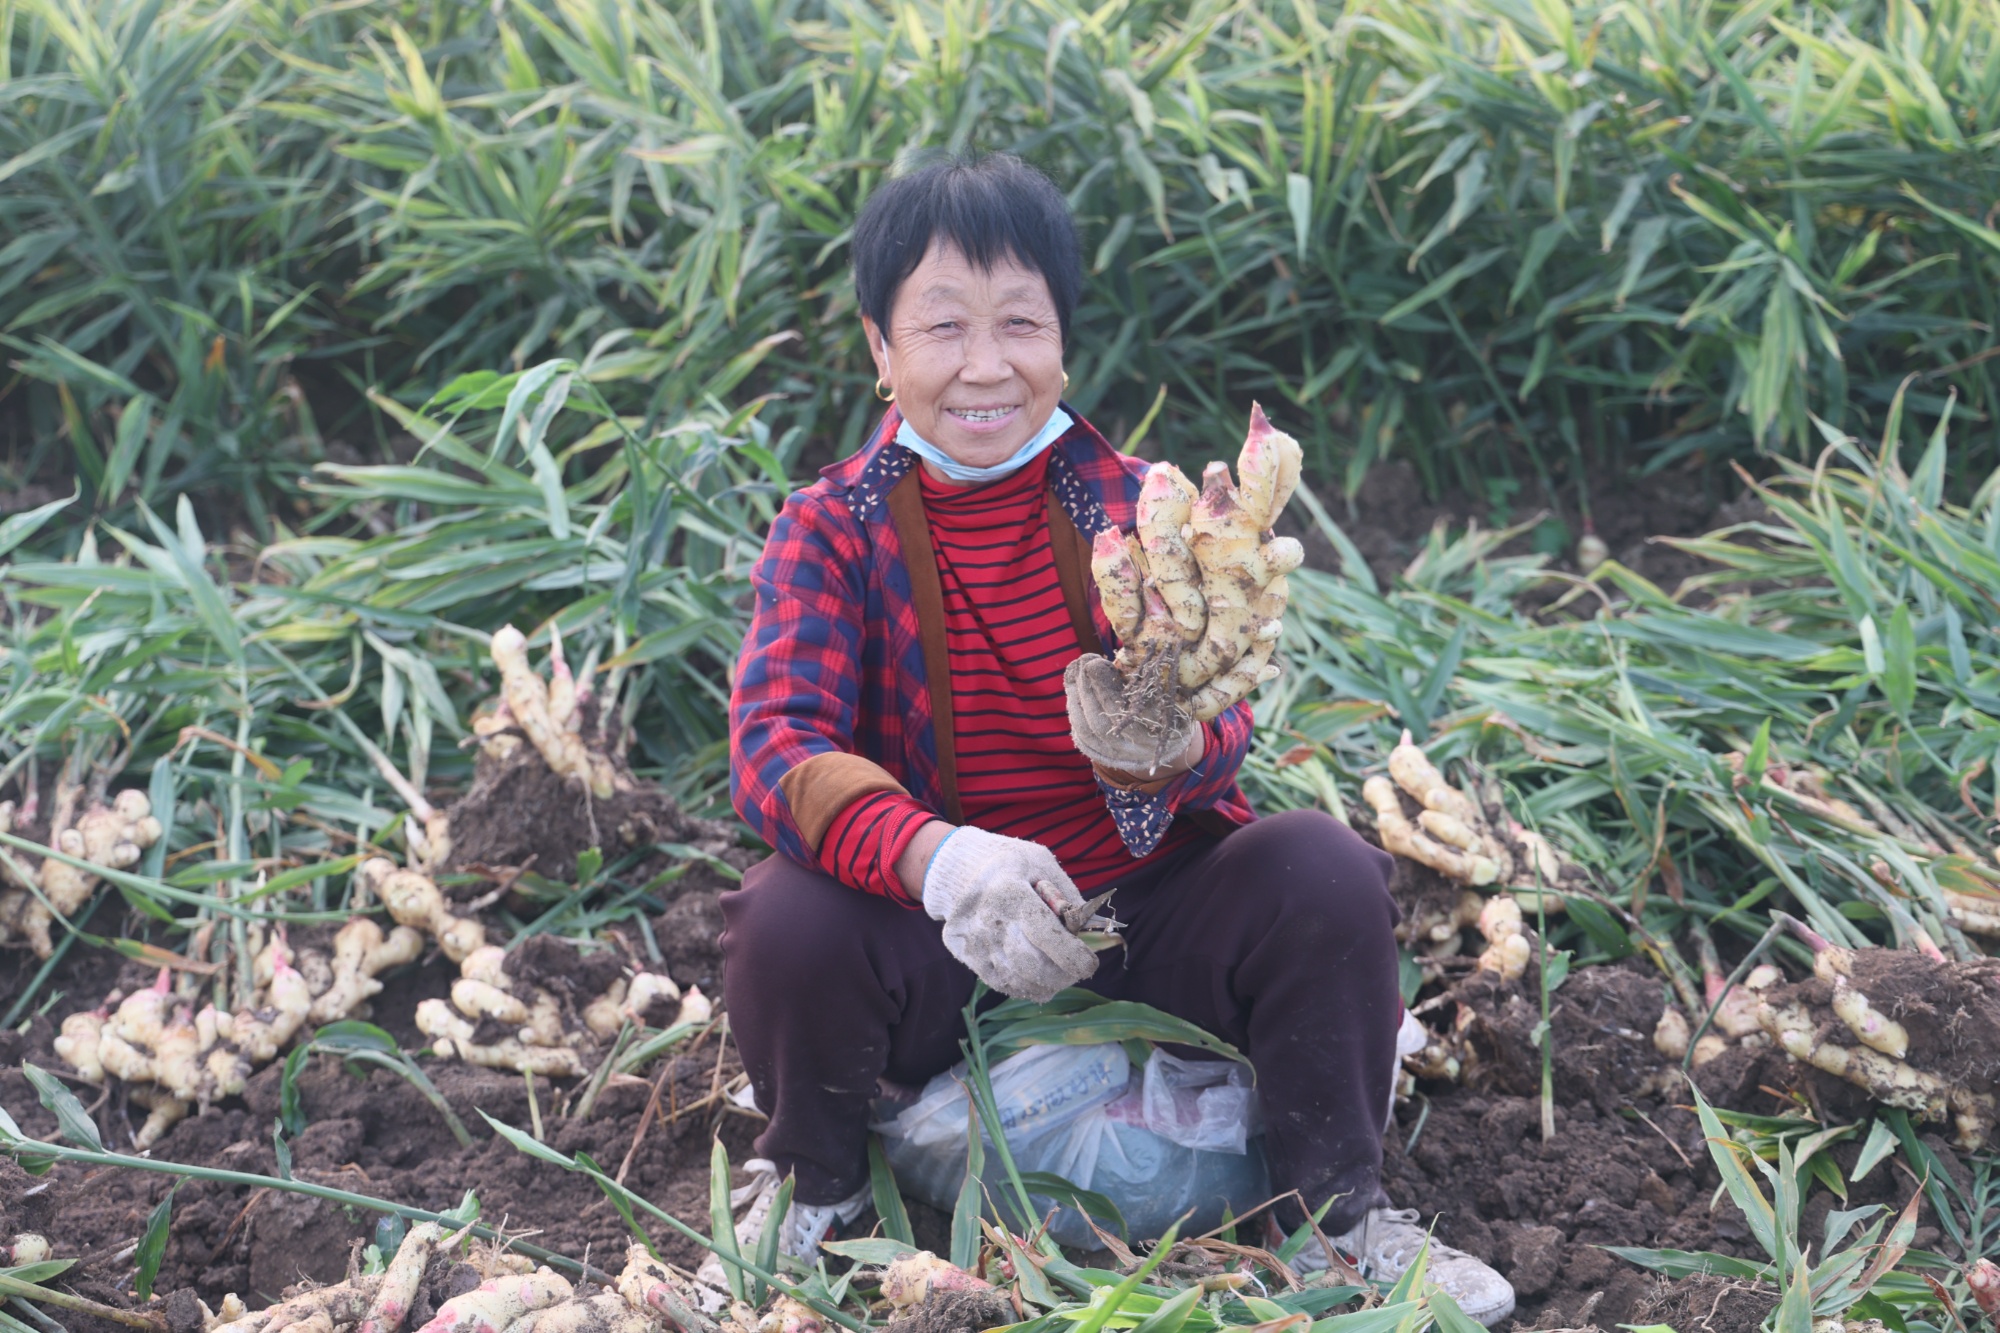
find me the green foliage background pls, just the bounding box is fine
[5,0,2000,529]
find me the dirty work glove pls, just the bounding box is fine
[1064,650,1199,778]
[921,826,1098,1003]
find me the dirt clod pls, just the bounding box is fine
[884,1289,1017,1333]
[1628,1274,1777,1333]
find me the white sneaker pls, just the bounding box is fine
[695,1159,871,1288]
[1306,1207,1515,1328]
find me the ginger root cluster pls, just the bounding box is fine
[1074,406,1304,771]
[53,917,421,1147]
[414,922,708,1079]
[192,1230,720,1333]
[0,785,163,957]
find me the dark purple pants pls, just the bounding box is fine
[719,809,1402,1233]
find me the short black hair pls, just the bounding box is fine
[852,154,1083,346]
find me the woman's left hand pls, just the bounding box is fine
[1064,650,1200,782]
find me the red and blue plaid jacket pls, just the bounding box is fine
[728,406,1256,871]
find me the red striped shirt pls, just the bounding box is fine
[819,450,1195,900]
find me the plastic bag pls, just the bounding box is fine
[872,1043,1267,1249]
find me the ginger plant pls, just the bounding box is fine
[1067,405,1304,776]
[51,856,696,1140]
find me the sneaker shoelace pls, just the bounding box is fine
[1346,1208,1430,1277]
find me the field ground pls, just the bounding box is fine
[0,830,1947,1333]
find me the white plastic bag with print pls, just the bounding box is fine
[873,1042,1266,1248]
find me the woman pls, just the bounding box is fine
[723,155,1512,1326]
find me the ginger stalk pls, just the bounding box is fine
[1944,888,2000,938]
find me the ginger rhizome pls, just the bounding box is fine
[486,623,626,799]
[407,896,707,1077]
[54,853,702,1140]
[1742,917,2000,1149]
[194,1238,727,1333]
[1365,731,1589,984]
[1068,405,1304,777]
[0,784,163,957]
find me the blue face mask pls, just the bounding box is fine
[896,405,1074,484]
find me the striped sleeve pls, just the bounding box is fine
[818,790,935,905]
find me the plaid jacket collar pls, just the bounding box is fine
[820,403,1125,537]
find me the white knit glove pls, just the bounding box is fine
[921,826,1098,1003]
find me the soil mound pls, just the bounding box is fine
[443,728,738,886]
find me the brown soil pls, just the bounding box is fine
[1798,948,2000,1088]
[1379,939,1960,1329]
[1628,1274,1778,1333]
[1305,456,1759,591]
[884,1288,1017,1333]
[0,787,1966,1333]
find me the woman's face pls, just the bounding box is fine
[864,241,1065,479]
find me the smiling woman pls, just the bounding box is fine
[716,153,1515,1327]
[853,157,1080,479]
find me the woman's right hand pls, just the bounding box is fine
[908,824,1097,1002]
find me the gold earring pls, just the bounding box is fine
[875,377,895,403]
[1062,372,1071,393]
